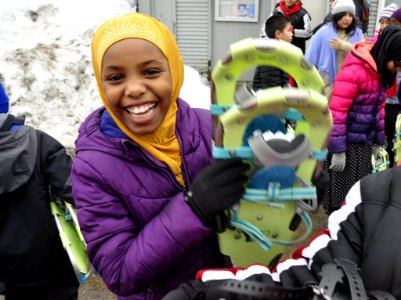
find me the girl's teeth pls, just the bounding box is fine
[127,103,155,115]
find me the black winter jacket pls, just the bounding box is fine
[0,114,77,288]
[353,0,369,34]
[252,65,290,91]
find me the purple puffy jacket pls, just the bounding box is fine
[329,41,386,153]
[72,100,226,300]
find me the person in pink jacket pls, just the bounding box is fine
[322,25,401,213]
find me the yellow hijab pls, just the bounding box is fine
[92,13,185,186]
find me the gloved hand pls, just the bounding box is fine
[329,152,346,172]
[186,158,249,226]
[312,170,330,204]
[372,145,382,158]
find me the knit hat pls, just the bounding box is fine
[332,0,356,16]
[0,83,9,114]
[391,7,401,22]
[380,3,399,20]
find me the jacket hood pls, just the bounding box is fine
[350,41,377,71]
[75,107,159,169]
[0,124,37,194]
[75,107,128,158]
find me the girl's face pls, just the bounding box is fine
[277,23,293,43]
[379,18,390,32]
[101,38,172,136]
[337,12,354,30]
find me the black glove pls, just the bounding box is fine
[312,170,330,204]
[186,158,249,225]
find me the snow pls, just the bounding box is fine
[0,0,211,150]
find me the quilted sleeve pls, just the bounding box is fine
[328,66,360,153]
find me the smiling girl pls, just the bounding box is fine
[71,13,248,300]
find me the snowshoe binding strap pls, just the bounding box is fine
[194,278,313,300]
[367,291,396,300]
[312,258,367,300]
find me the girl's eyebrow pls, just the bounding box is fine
[103,59,164,70]
[142,59,165,66]
[103,65,121,71]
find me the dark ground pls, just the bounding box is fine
[0,275,115,300]
[79,275,116,300]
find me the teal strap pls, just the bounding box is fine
[243,185,317,202]
[210,104,235,115]
[272,210,312,246]
[227,183,315,250]
[284,108,304,121]
[213,146,327,160]
[372,161,390,173]
[213,146,254,159]
[230,219,273,251]
[313,150,328,160]
[211,106,305,121]
[78,272,92,285]
[230,211,273,251]
[229,209,313,250]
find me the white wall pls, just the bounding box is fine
[302,0,330,30]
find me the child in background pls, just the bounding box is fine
[384,70,401,167]
[373,5,401,167]
[71,13,248,300]
[253,15,293,91]
[0,82,79,299]
[371,3,399,43]
[306,0,363,89]
[322,25,401,214]
[261,0,312,53]
[384,7,401,167]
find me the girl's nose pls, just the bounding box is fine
[125,79,146,97]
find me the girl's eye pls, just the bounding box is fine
[145,69,161,76]
[107,74,124,81]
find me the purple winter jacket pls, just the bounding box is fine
[72,100,226,300]
[329,41,386,153]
